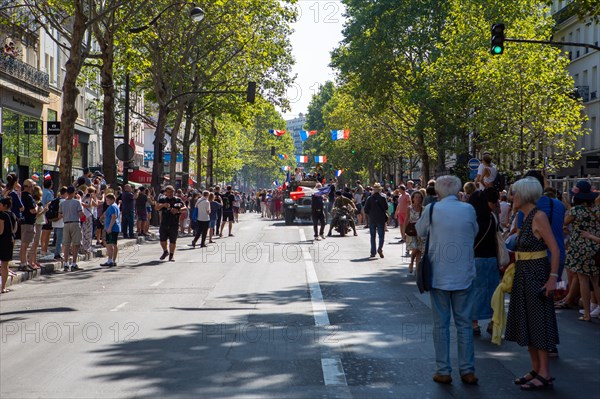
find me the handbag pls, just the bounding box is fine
[405,222,417,236]
[417,203,435,293]
[492,213,510,269]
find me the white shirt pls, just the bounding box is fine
[477,163,498,188]
[195,197,211,222]
[499,200,511,229]
[295,173,303,182]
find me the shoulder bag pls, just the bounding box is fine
[405,208,422,237]
[417,203,435,293]
[492,212,510,269]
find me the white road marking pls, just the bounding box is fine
[150,279,164,287]
[109,302,128,312]
[301,230,349,389]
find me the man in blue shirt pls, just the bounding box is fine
[417,175,479,385]
[101,194,121,267]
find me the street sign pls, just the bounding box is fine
[468,169,478,180]
[468,158,480,170]
[47,121,60,135]
[24,121,38,134]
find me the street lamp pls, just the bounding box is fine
[123,3,205,185]
[129,3,205,33]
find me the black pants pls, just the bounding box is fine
[312,210,325,237]
[192,220,209,246]
[215,209,222,235]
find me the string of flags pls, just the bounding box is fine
[331,130,350,140]
[278,154,288,160]
[269,129,286,136]
[296,155,308,163]
[300,130,317,141]
[315,156,327,163]
[282,166,290,171]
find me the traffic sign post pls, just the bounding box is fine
[468,158,480,170]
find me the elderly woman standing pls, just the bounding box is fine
[505,177,560,391]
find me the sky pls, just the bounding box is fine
[282,0,346,120]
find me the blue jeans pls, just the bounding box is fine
[122,212,135,238]
[369,223,385,255]
[430,284,475,376]
[53,228,63,257]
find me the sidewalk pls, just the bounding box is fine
[3,227,161,289]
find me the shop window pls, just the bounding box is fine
[1,109,43,177]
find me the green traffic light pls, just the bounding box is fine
[492,45,503,54]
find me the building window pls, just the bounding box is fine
[47,109,58,150]
[1,109,43,178]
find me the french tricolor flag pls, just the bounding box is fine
[282,165,290,171]
[315,155,327,163]
[269,129,286,136]
[296,155,308,163]
[44,173,52,181]
[278,154,288,160]
[300,130,317,141]
[331,130,350,140]
[335,169,343,177]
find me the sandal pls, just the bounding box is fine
[514,370,537,385]
[578,316,592,322]
[18,265,33,272]
[1,288,11,294]
[554,300,572,309]
[520,375,554,391]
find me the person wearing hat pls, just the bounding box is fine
[327,189,357,237]
[564,180,600,322]
[363,183,388,257]
[155,185,186,262]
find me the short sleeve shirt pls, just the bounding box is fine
[0,210,17,242]
[159,196,185,227]
[59,199,83,223]
[21,191,37,225]
[104,203,121,233]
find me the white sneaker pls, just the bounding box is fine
[40,254,55,261]
[579,306,600,317]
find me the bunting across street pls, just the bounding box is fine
[296,155,308,163]
[315,155,327,163]
[300,130,317,141]
[282,165,290,171]
[331,129,350,140]
[268,129,286,136]
[278,154,288,160]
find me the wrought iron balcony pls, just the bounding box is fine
[0,52,49,93]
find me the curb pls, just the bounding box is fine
[4,234,157,289]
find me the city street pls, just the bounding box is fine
[1,213,599,399]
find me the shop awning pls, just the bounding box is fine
[129,169,153,185]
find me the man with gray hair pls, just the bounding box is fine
[416,175,479,385]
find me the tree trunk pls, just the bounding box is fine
[58,5,87,187]
[181,103,194,190]
[417,131,430,183]
[152,105,169,195]
[196,128,202,190]
[168,107,185,187]
[97,28,117,188]
[206,116,215,187]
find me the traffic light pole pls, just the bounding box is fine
[505,38,600,52]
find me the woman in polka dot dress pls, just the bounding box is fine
[504,177,560,391]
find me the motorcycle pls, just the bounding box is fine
[332,206,352,237]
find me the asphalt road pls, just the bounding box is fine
[1,213,599,399]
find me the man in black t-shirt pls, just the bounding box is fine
[20,179,38,268]
[155,185,186,262]
[134,187,148,236]
[220,186,236,237]
[213,186,223,237]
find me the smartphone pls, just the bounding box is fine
[537,286,553,300]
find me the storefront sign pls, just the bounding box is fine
[24,120,38,134]
[47,121,60,135]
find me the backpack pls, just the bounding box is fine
[46,198,61,222]
[191,206,198,223]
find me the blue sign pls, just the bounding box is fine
[144,151,183,163]
[468,169,478,180]
[468,158,480,170]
